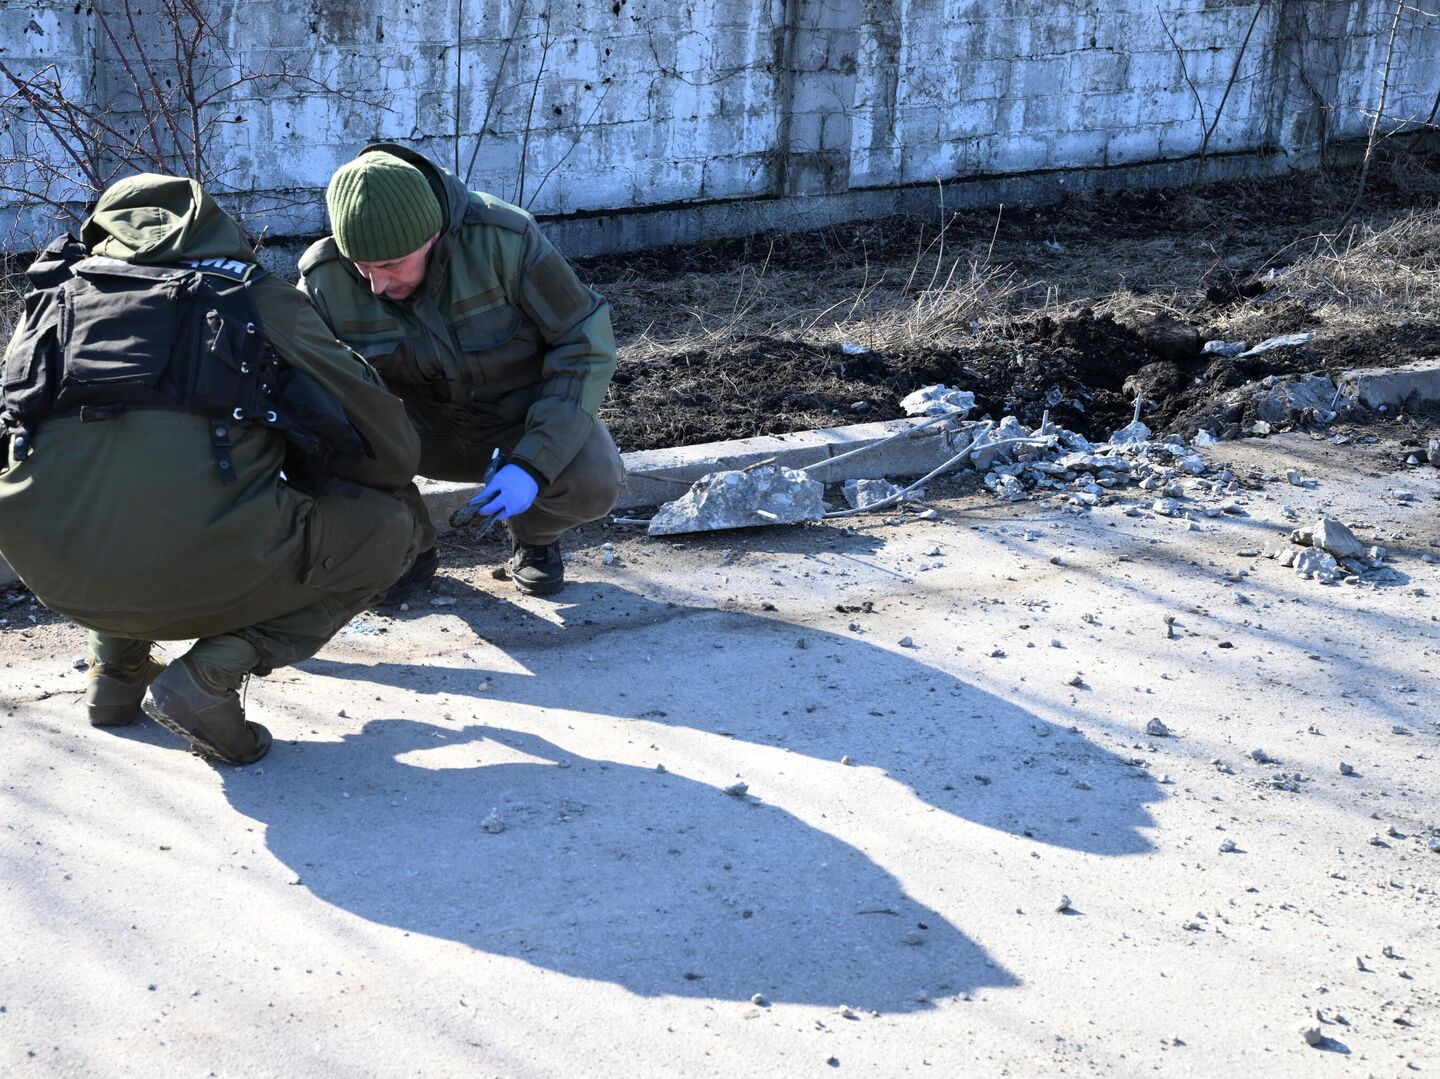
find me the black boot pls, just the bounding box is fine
[508,535,565,596]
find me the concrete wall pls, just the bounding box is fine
[2,1,1438,253]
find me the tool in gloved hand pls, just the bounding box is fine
[448,448,505,531]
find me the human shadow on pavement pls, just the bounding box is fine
[222,721,1016,1011]
[313,581,1160,857]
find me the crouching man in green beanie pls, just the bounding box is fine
[0,174,423,765]
[299,143,624,598]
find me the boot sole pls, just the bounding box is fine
[141,690,272,766]
[511,575,565,597]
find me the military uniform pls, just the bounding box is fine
[0,176,422,761]
[298,144,623,558]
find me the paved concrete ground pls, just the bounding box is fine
[1,432,1436,1077]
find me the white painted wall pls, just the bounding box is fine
[2,0,1437,248]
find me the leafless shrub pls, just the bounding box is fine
[0,0,384,247]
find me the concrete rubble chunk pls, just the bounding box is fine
[1339,361,1440,410]
[1310,518,1369,561]
[1252,374,1344,423]
[900,384,976,417]
[1109,419,1152,445]
[1293,547,1341,582]
[843,477,907,510]
[648,465,827,536]
[1202,339,1247,357]
[1239,332,1313,357]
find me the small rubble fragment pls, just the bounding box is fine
[1249,748,1273,764]
[1145,718,1172,738]
[1218,838,1237,853]
[1301,1025,1324,1047]
[722,781,750,798]
[843,477,908,510]
[1055,895,1072,913]
[1339,762,1354,776]
[482,809,506,834]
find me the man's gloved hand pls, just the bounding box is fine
[474,463,539,520]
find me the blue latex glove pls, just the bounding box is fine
[473,463,539,520]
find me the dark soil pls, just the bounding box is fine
[592,149,1440,452]
[599,309,1440,451]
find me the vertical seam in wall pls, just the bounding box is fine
[775,0,801,197]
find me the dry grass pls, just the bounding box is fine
[1265,206,1440,321]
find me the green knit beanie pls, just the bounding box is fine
[326,151,443,262]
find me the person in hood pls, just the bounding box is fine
[298,144,624,599]
[0,174,423,766]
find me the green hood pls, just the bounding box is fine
[80,173,254,264]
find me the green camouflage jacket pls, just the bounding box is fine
[298,143,615,484]
[0,176,419,628]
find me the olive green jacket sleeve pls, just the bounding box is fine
[506,219,616,484]
[253,277,420,492]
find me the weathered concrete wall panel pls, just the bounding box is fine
[2,0,1438,251]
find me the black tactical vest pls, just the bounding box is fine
[1,235,366,493]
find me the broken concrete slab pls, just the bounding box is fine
[647,464,827,535]
[1338,362,1440,411]
[612,418,969,511]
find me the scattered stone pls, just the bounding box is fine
[1219,838,1237,853]
[1339,762,1354,776]
[1301,1025,1324,1047]
[430,596,457,607]
[840,755,854,766]
[1151,497,1181,517]
[1249,747,1273,764]
[1386,824,1402,839]
[722,781,750,798]
[1056,895,1072,913]
[482,809,506,834]
[1286,468,1302,486]
[1368,834,1385,847]
[1383,945,1397,959]
[898,636,916,649]
[1145,718,1172,738]
[648,465,827,535]
[1066,673,1085,687]
[1427,837,1440,853]
[751,993,769,1006]
[655,763,668,774]
[1391,725,1409,736]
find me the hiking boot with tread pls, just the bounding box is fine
[508,537,565,596]
[141,658,271,766]
[86,656,167,728]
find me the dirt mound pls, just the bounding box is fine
[604,311,1195,452]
